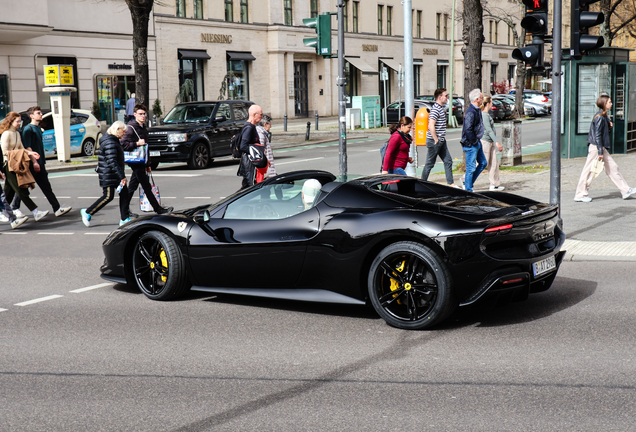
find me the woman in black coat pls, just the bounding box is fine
[80,121,130,227]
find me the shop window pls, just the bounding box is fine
[176,0,185,17]
[227,60,249,100]
[179,58,205,102]
[284,0,293,26]
[194,0,203,19]
[225,0,233,22]
[311,0,318,18]
[240,0,248,22]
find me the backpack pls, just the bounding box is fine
[379,139,389,171]
[230,125,246,158]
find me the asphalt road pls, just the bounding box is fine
[2,122,634,431]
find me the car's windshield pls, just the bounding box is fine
[163,104,216,124]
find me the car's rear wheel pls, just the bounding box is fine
[81,138,96,156]
[368,241,455,330]
[132,231,188,300]
[187,141,210,169]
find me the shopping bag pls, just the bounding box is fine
[139,173,161,212]
[124,145,147,164]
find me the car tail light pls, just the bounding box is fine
[542,96,547,102]
[485,223,512,235]
[96,120,101,128]
[492,106,498,111]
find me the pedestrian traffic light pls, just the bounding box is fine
[571,0,605,58]
[303,13,332,57]
[512,0,548,72]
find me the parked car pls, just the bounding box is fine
[489,99,507,121]
[146,100,254,169]
[415,95,464,123]
[385,100,432,124]
[100,170,566,330]
[493,94,537,117]
[17,109,102,157]
[510,90,551,114]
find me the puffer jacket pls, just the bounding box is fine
[96,133,126,188]
[587,110,611,156]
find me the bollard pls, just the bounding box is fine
[365,112,369,129]
[315,113,319,130]
[350,113,355,131]
[305,122,311,141]
[284,114,288,132]
[373,110,377,128]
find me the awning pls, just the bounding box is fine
[178,49,211,60]
[345,56,378,75]
[227,51,256,61]
[380,58,401,72]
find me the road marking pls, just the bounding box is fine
[185,197,211,199]
[57,196,71,199]
[15,295,63,306]
[149,174,202,177]
[0,232,28,235]
[276,157,324,166]
[78,197,100,199]
[0,308,7,313]
[84,232,111,235]
[37,232,74,235]
[70,282,113,293]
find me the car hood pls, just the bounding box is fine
[147,124,201,133]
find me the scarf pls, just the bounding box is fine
[398,130,412,145]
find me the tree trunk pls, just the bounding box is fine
[461,0,484,102]
[514,60,526,118]
[126,0,154,109]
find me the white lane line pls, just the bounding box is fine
[38,232,74,235]
[149,174,202,177]
[78,197,100,199]
[0,308,7,312]
[0,232,28,235]
[84,232,111,235]
[161,197,177,199]
[56,196,71,199]
[15,295,63,306]
[70,282,113,293]
[185,197,211,199]
[276,157,324,166]
[65,174,98,177]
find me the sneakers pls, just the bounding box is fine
[119,218,131,226]
[489,185,505,191]
[0,213,8,223]
[622,187,636,200]
[574,196,592,202]
[157,206,174,214]
[10,216,28,229]
[13,209,25,218]
[80,209,92,227]
[55,206,72,217]
[33,209,50,222]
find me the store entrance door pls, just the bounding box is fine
[95,75,135,125]
[294,62,308,117]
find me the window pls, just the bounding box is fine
[227,60,249,100]
[495,21,499,44]
[387,6,392,36]
[216,103,231,121]
[508,25,511,45]
[413,65,421,96]
[345,61,359,103]
[508,64,516,85]
[179,58,205,101]
[284,0,293,26]
[232,103,249,121]
[444,14,448,40]
[343,0,349,32]
[194,0,203,19]
[490,64,497,93]
[416,11,421,38]
[436,13,441,40]
[489,21,493,43]
[353,2,359,33]
[378,5,383,35]
[225,0,233,22]
[176,0,185,17]
[240,0,248,22]
[311,0,318,18]
[437,64,447,89]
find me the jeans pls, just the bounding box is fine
[388,167,407,175]
[421,137,454,184]
[462,141,487,192]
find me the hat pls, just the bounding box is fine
[302,179,322,206]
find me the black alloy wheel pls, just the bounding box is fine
[81,138,96,156]
[368,242,455,330]
[132,231,189,300]
[188,142,210,169]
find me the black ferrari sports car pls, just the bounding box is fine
[101,170,565,330]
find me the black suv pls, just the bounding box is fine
[146,100,253,169]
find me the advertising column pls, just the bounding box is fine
[42,65,76,162]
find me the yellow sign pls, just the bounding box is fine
[60,65,74,85]
[44,65,60,86]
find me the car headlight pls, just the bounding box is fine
[167,133,187,143]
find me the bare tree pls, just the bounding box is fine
[124,0,154,108]
[461,0,485,103]
[599,0,636,46]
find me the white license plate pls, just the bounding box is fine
[149,151,160,157]
[533,256,556,277]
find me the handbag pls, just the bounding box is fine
[587,158,604,186]
[248,142,268,169]
[139,173,161,212]
[124,126,148,164]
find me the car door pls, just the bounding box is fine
[40,115,56,157]
[187,179,321,289]
[209,102,233,156]
[70,112,89,154]
[231,102,249,136]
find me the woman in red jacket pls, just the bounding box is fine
[382,116,414,175]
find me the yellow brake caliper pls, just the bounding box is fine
[389,260,406,303]
[159,248,168,282]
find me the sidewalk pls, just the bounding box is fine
[45,132,636,262]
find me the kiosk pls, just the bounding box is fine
[42,65,76,162]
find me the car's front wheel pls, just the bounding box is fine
[187,141,210,169]
[81,138,96,156]
[132,231,189,300]
[368,242,455,330]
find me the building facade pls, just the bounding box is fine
[0,0,157,123]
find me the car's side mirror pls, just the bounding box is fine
[203,210,210,222]
[215,116,226,123]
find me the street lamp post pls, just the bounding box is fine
[404,0,415,176]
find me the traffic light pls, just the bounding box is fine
[512,0,548,72]
[303,13,332,57]
[571,0,605,58]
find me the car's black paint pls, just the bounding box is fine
[101,170,565,330]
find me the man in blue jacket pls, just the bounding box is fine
[460,89,487,192]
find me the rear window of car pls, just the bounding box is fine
[70,113,88,126]
[232,104,248,121]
